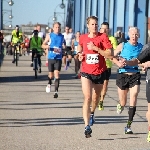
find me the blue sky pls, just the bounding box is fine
[3,0,66,27]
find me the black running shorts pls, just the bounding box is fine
[116,72,141,90]
[81,71,106,84]
[104,68,111,80]
[62,46,72,56]
[146,80,150,103]
[48,59,62,72]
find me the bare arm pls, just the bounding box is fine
[112,43,123,64]
[113,43,123,56]
[42,34,50,49]
[71,39,75,50]
[77,44,83,53]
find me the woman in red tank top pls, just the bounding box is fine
[77,16,113,138]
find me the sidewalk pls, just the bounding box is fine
[0,55,149,150]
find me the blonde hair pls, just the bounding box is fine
[53,22,61,27]
[86,16,98,24]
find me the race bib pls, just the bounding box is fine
[75,46,78,51]
[86,54,99,64]
[53,47,62,55]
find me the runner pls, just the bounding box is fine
[78,16,113,138]
[42,22,65,98]
[98,22,118,110]
[124,43,150,141]
[62,26,74,70]
[113,27,143,134]
[71,31,81,78]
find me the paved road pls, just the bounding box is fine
[0,55,149,150]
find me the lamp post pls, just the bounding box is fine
[0,0,14,30]
[53,0,66,31]
[3,20,12,28]
[46,15,54,30]
[3,8,13,19]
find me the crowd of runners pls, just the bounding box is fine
[6,15,150,142]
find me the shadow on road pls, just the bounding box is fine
[0,73,76,83]
[0,116,129,127]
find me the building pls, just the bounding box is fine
[2,23,48,39]
[66,0,150,44]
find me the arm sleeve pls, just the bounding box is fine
[137,44,150,63]
[102,33,113,49]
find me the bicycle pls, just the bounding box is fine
[13,42,22,66]
[31,48,42,79]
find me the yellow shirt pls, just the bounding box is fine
[105,35,118,68]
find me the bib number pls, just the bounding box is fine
[86,54,99,64]
[75,46,78,51]
[53,47,62,55]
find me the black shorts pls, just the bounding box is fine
[62,46,72,56]
[116,72,141,90]
[81,72,106,84]
[105,68,111,80]
[48,59,62,72]
[146,80,150,103]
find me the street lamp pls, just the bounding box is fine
[8,0,14,6]
[0,0,14,30]
[3,20,12,28]
[46,15,54,30]
[60,0,65,9]
[53,0,66,30]
[3,9,13,19]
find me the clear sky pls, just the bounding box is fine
[3,0,66,27]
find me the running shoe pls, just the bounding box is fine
[30,62,33,67]
[98,101,104,110]
[84,125,92,138]
[125,126,133,134]
[147,131,150,142]
[54,92,58,98]
[38,67,41,73]
[46,84,51,93]
[117,103,124,114]
[46,61,48,67]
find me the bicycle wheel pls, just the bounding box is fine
[15,51,18,66]
[34,58,38,79]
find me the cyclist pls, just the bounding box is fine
[11,25,23,63]
[29,30,43,73]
